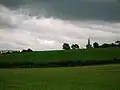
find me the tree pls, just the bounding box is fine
[27,48,33,52]
[71,44,79,50]
[115,41,120,44]
[62,43,71,50]
[110,43,117,47]
[93,42,99,48]
[75,44,79,49]
[21,48,33,53]
[71,44,76,49]
[115,41,120,48]
[21,49,27,52]
[101,43,109,48]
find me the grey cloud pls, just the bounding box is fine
[1,0,120,21]
[1,16,120,50]
[0,1,120,50]
[0,0,32,7]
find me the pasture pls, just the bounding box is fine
[0,48,120,63]
[0,64,120,90]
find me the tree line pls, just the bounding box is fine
[0,40,120,54]
[63,43,79,50]
[0,48,33,54]
[93,41,120,48]
[62,41,120,50]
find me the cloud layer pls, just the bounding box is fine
[0,0,120,50]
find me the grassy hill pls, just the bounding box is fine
[0,48,120,64]
[0,64,120,90]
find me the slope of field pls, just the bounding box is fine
[0,64,120,90]
[0,48,120,63]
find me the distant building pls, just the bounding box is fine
[86,38,92,49]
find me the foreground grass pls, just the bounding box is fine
[0,64,120,90]
[0,48,120,63]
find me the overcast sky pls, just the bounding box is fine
[0,0,120,50]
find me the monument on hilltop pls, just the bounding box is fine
[86,38,92,49]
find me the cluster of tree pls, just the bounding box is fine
[93,41,120,48]
[1,50,20,54]
[62,43,79,50]
[21,48,33,52]
[1,48,33,54]
[62,40,120,50]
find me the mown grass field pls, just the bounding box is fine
[0,64,120,90]
[0,48,120,63]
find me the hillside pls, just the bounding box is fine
[0,48,120,64]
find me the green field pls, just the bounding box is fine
[0,48,120,63]
[0,64,120,90]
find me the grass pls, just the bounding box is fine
[0,48,120,63]
[0,64,120,90]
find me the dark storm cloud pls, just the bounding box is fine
[0,0,32,7]
[41,0,120,21]
[0,0,120,21]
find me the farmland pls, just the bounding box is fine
[0,48,120,68]
[0,48,120,63]
[0,64,120,90]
